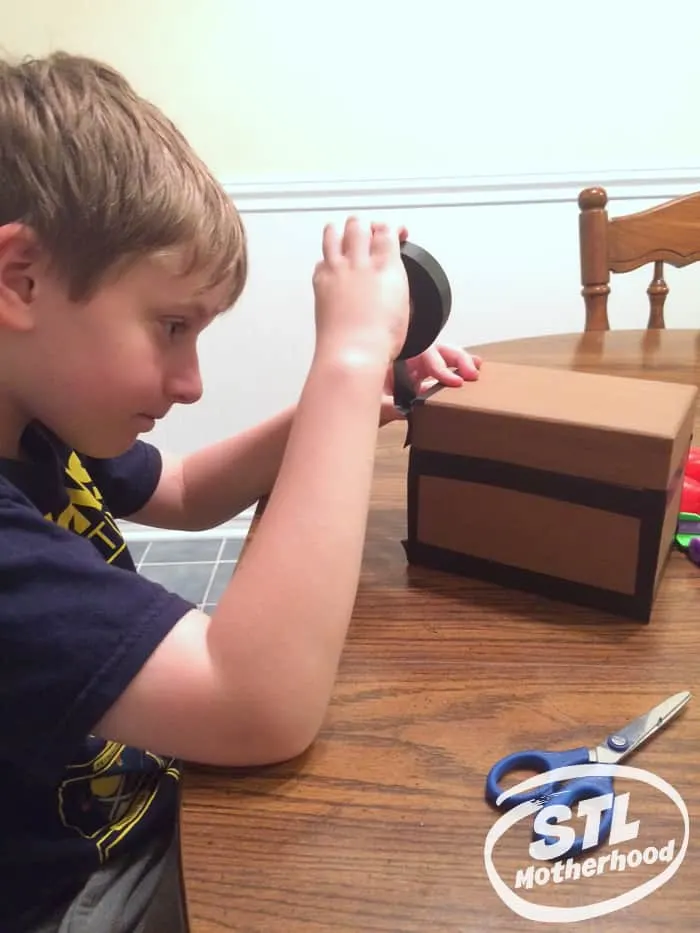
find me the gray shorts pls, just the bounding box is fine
[30,827,186,933]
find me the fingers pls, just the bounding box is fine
[322,217,407,263]
[322,223,340,263]
[427,349,465,387]
[341,215,372,260]
[435,344,482,380]
[459,352,482,379]
[407,345,482,391]
[368,221,401,260]
[407,347,459,387]
[371,222,408,242]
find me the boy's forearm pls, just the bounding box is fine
[178,406,296,528]
[209,347,388,754]
[132,407,295,531]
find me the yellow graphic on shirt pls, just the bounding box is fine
[45,450,180,861]
[44,451,126,564]
[58,740,179,862]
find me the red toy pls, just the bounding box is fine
[681,447,700,513]
[684,447,700,481]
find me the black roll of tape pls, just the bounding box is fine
[397,241,452,360]
[392,242,452,418]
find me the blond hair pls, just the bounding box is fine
[0,52,247,304]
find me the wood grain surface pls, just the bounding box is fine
[180,329,700,933]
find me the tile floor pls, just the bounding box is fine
[128,537,245,612]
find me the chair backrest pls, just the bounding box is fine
[578,186,700,330]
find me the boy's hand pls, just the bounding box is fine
[312,217,410,365]
[380,343,482,424]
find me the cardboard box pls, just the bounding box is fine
[403,361,698,621]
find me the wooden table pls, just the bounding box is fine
[180,330,700,932]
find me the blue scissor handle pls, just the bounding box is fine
[485,746,591,808]
[534,774,616,858]
[485,746,617,859]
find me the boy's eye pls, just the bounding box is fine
[162,319,188,339]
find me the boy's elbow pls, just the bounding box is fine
[255,706,327,764]
[249,730,318,767]
[214,694,328,768]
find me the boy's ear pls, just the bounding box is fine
[0,224,43,331]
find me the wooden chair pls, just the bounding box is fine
[578,186,700,330]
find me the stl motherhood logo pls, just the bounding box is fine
[483,762,689,923]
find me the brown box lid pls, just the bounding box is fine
[411,361,698,489]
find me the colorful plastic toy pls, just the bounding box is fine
[681,447,700,513]
[684,446,700,483]
[675,512,700,550]
[680,478,700,514]
[675,510,700,566]
[689,538,700,566]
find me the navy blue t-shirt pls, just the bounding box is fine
[0,423,195,931]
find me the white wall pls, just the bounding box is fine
[3,0,700,179]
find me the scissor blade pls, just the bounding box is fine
[596,691,692,763]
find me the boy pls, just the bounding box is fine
[0,51,480,932]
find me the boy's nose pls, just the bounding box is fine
[167,364,203,406]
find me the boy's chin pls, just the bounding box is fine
[55,423,143,459]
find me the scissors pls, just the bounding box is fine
[485,691,691,858]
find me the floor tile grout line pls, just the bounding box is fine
[200,539,227,607]
[136,542,152,571]
[139,559,236,568]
